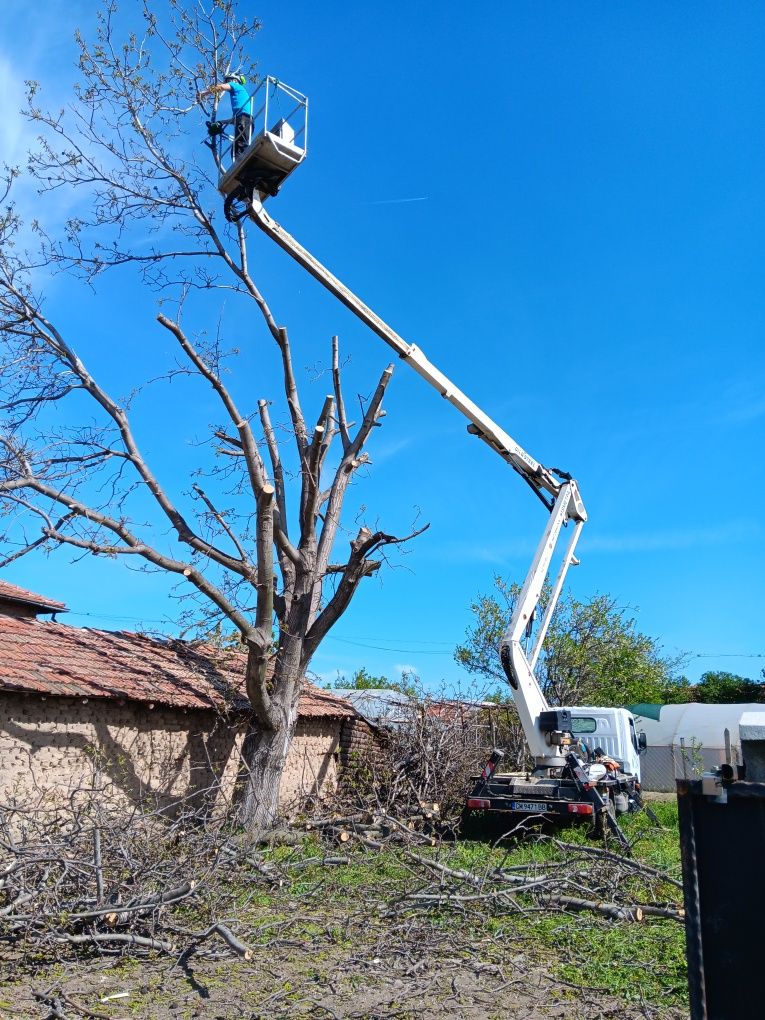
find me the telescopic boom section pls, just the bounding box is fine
[248,200,564,509]
[246,196,587,765]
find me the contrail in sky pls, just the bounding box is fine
[368,196,429,205]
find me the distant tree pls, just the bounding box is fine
[0,1,424,832]
[456,577,687,707]
[483,688,514,705]
[328,666,418,699]
[689,670,765,704]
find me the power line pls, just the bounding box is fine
[59,611,765,662]
[69,610,173,625]
[329,634,453,646]
[71,613,457,649]
[326,636,451,655]
[689,652,765,660]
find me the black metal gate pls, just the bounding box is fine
[677,777,765,1020]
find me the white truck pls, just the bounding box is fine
[202,79,647,840]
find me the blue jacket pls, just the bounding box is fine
[228,82,253,118]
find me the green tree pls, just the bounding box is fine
[690,670,765,704]
[328,666,418,699]
[456,577,687,707]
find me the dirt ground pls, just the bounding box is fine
[1,939,683,1020]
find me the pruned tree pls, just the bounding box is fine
[0,0,424,830]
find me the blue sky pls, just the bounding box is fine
[1,1,764,692]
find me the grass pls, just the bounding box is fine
[242,802,688,1010]
[1,803,687,1017]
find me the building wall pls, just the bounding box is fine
[280,717,342,807]
[0,693,343,816]
[338,715,378,766]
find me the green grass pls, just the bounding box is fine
[241,805,687,1009]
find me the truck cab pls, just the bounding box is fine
[569,707,646,782]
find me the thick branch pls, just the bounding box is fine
[245,484,277,726]
[0,474,253,637]
[300,395,335,545]
[257,399,300,576]
[315,364,394,581]
[303,522,429,663]
[331,335,351,452]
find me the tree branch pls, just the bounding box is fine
[331,335,351,452]
[304,522,429,663]
[0,473,254,637]
[315,364,394,583]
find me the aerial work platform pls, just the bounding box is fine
[213,77,308,220]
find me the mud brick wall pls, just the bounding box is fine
[0,693,344,816]
[279,717,342,810]
[338,715,378,766]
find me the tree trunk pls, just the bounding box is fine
[237,634,304,833]
[237,721,295,832]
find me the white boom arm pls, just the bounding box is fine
[247,197,586,764]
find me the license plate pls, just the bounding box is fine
[510,801,549,813]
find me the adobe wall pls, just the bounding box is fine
[0,693,343,817]
[338,715,378,766]
[279,717,342,810]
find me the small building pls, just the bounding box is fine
[0,580,368,818]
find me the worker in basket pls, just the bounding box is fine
[197,73,253,159]
[592,746,621,773]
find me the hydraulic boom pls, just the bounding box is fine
[246,196,586,766]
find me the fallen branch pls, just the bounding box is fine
[197,921,253,960]
[551,839,684,890]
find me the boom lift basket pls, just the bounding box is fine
[214,76,308,208]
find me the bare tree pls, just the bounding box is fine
[0,0,424,830]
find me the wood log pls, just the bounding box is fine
[548,895,645,922]
[306,813,370,830]
[203,922,253,960]
[633,903,685,920]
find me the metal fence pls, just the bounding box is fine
[640,743,736,793]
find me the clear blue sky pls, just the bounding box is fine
[1,1,764,692]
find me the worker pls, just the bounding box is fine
[197,74,253,158]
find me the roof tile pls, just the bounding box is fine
[0,615,355,719]
[0,580,67,613]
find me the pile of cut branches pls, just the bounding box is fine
[304,806,444,847]
[384,834,685,924]
[301,810,685,928]
[1,783,265,963]
[2,783,687,1017]
[337,694,527,823]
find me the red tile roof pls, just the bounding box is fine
[0,614,355,719]
[0,580,67,614]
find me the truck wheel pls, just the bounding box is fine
[593,797,616,840]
